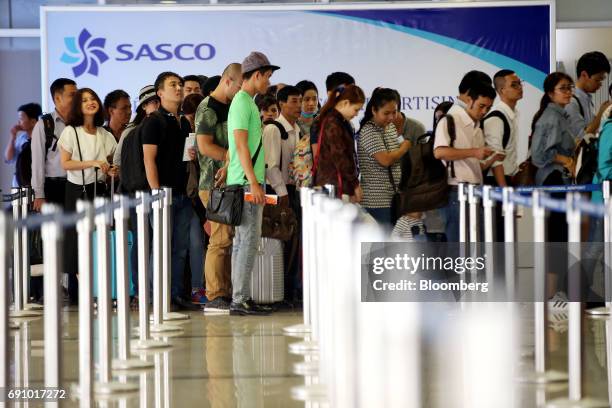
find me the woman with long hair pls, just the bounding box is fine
[531,72,577,306]
[357,88,411,225]
[312,84,365,202]
[58,87,117,303]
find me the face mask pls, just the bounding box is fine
[301,111,316,118]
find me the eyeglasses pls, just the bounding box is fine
[508,80,524,89]
[555,85,575,94]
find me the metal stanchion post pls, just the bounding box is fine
[21,187,41,311]
[161,187,188,321]
[0,211,11,387]
[468,184,479,243]
[10,188,42,318]
[72,200,95,405]
[284,188,313,335]
[41,204,63,391]
[503,187,516,300]
[548,193,606,407]
[93,198,138,396]
[289,191,322,355]
[518,191,567,384]
[150,190,181,334]
[483,185,495,243]
[112,195,153,371]
[587,180,611,316]
[132,192,172,348]
[459,183,467,243]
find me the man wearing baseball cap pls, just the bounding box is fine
[227,51,279,315]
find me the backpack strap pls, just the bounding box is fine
[482,110,511,149]
[572,95,585,118]
[263,119,289,140]
[444,114,457,179]
[72,126,87,194]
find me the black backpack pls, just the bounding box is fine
[576,137,599,185]
[398,131,449,213]
[41,113,57,159]
[15,139,32,187]
[480,110,511,150]
[119,115,166,193]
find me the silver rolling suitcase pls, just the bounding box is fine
[250,238,284,304]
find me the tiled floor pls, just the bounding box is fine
[6,304,612,407]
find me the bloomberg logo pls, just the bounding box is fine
[61,29,216,77]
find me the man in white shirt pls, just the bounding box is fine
[31,78,77,211]
[484,69,523,187]
[262,85,302,302]
[434,82,498,242]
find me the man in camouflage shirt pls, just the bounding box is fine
[196,63,243,313]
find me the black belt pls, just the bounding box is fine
[45,177,67,181]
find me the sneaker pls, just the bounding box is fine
[229,299,271,316]
[191,288,208,305]
[172,296,200,311]
[204,297,230,314]
[548,292,569,313]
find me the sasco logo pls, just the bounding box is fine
[60,28,216,78]
[61,29,109,77]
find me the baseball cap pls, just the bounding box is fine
[241,51,280,75]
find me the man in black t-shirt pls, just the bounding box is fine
[142,71,199,311]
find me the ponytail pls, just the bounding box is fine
[359,87,398,130]
[318,84,365,120]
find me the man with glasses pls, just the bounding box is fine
[566,51,611,140]
[482,69,523,240]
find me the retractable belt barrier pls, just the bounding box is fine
[290,182,612,407]
[1,187,182,404]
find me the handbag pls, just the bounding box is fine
[511,158,537,186]
[206,185,245,226]
[262,204,297,241]
[206,138,263,226]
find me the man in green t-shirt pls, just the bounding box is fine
[227,51,279,315]
[196,62,242,313]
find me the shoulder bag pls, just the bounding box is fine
[206,138,263,226]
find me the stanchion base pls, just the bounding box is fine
[9,309,43,318]
[112,358,154,371]
[131,339,172,351]
[585,307,611,317]
[70,383,93,402]
[289,340,319,355]
[293,360,319,376]
[291,384,328,403]
[23,302,44,310]
[283,324,311,335]
[94,381,139,397]
[516,370,568,384]
[546,397,609,407]
[149,323,183,333]
[163,312,190,321]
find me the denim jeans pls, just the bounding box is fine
[231,197,263,303]
[189,207,205,289]
[171,194,197,299]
